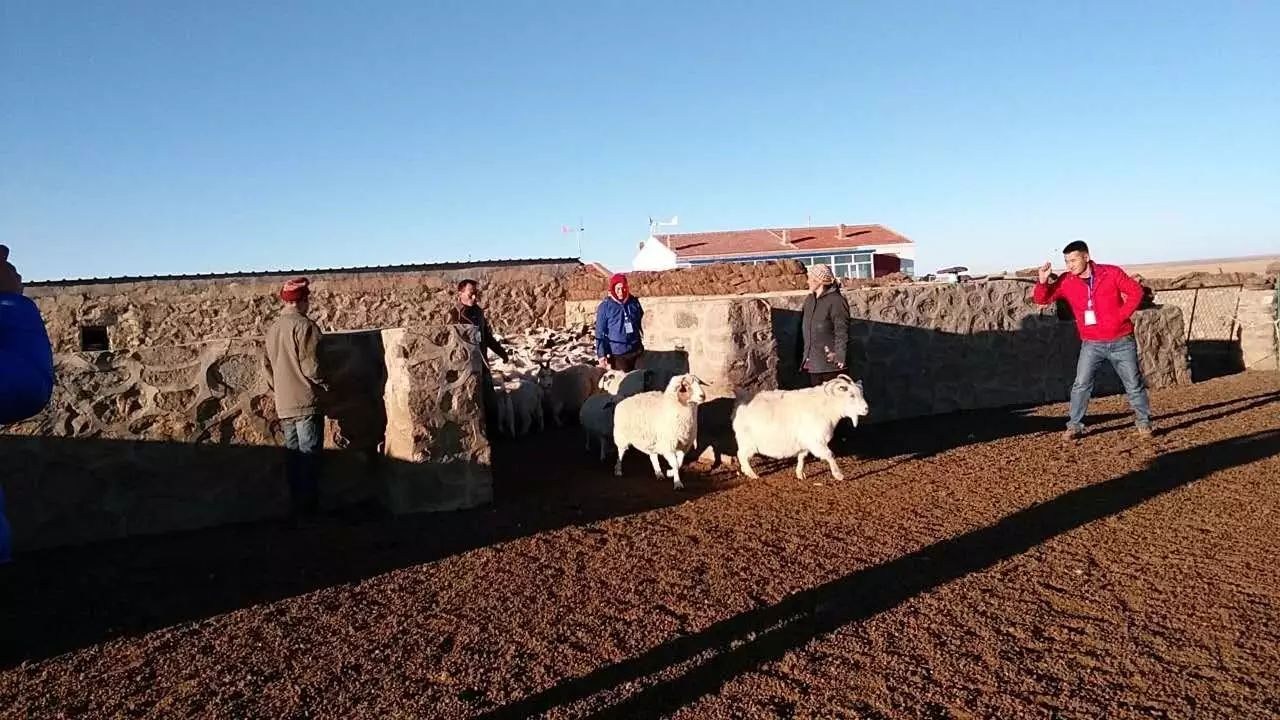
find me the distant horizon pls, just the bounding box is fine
[20,246,1279,285]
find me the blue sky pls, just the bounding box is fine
[2,1,1277,281]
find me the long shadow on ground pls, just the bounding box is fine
[0,426,719,668]
[477,429,1280,719]
[3,391,1273,670]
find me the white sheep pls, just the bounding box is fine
[502,377,544,436]
[612,374,708,490]
[577,368,653,460]
[540,363,606,427]
[491,383,516,438]
[578,393,618,461]
[732,374,869,481]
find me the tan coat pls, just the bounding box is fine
[263,306,327,419]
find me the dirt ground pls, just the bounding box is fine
[1124,254,1280,279]
[3,372,1279,719]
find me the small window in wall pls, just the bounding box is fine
[80,325,109,352]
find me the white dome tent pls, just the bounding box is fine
[631,216,680,271]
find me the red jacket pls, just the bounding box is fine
[1033,262,1143,342]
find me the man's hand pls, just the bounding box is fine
[0,245,23,295]
[823,345,845,369]
[1037,261,1053,285]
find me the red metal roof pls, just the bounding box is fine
[656,224,912,260]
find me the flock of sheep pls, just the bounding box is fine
[487,328,872,490]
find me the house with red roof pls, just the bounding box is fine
[644,223,916,279]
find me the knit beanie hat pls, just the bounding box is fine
[808,263,836,285]
[280,277,310,303]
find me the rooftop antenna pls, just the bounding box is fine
[650,214,679,234]
[561,219,585,258]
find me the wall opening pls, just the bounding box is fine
[79,325,109,352]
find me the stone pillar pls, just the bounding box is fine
[632,296,779,399]
[1237,286,1279,371]
[380,325,493,514]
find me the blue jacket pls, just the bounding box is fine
[595,296,644,358]
[0,293,54,425]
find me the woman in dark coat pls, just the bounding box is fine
[798,263,851,386]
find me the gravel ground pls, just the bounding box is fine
[2,372,1279,719]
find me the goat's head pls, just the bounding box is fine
[535,362,554,389]
[665,373,708,406]
[823,374,870,426]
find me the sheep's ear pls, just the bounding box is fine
[691,374,709,386]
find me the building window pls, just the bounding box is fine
[810,252,873,279]
[900,259,915,277]
[80,325,109,352]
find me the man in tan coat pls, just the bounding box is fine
[263,277,328,521]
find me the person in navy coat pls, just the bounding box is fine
[594,273,645,371]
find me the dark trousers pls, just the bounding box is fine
[480,366,501,436]
[607,349,642,372]
[281,414,323,516]
[808,371,844,386]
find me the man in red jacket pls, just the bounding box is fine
[1034,240,1153,440]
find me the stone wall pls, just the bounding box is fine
[568,280,1192,424]
[769,282,1189,421]
[0,326,492,552]
[567,261,926,303]
[30,260,581,354]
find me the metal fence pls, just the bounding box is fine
[1153,285,1244,380]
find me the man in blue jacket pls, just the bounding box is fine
[595,273,645,371]
[0,245,55,563]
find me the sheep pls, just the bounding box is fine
[731,374,869,481]
[502,377,544,436]
[577,368,653,460]
[612,374,708,490]
[491,383,516,438]
[578,393,618,461]
[598,368,653,398]
[539,363,606,427]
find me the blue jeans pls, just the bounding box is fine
[1069,334,1152,431]
[281,414,323,516]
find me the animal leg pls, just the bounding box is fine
[665,451,685,490]
[808,442,843,481]
[737,450,760,479]
[614,444,628,477]
[648,453,664,480]
[795,451,808,480]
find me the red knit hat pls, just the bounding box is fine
[608,273,630,302]
[280,277,310,303]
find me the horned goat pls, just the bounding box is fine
[731,374,869,481]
